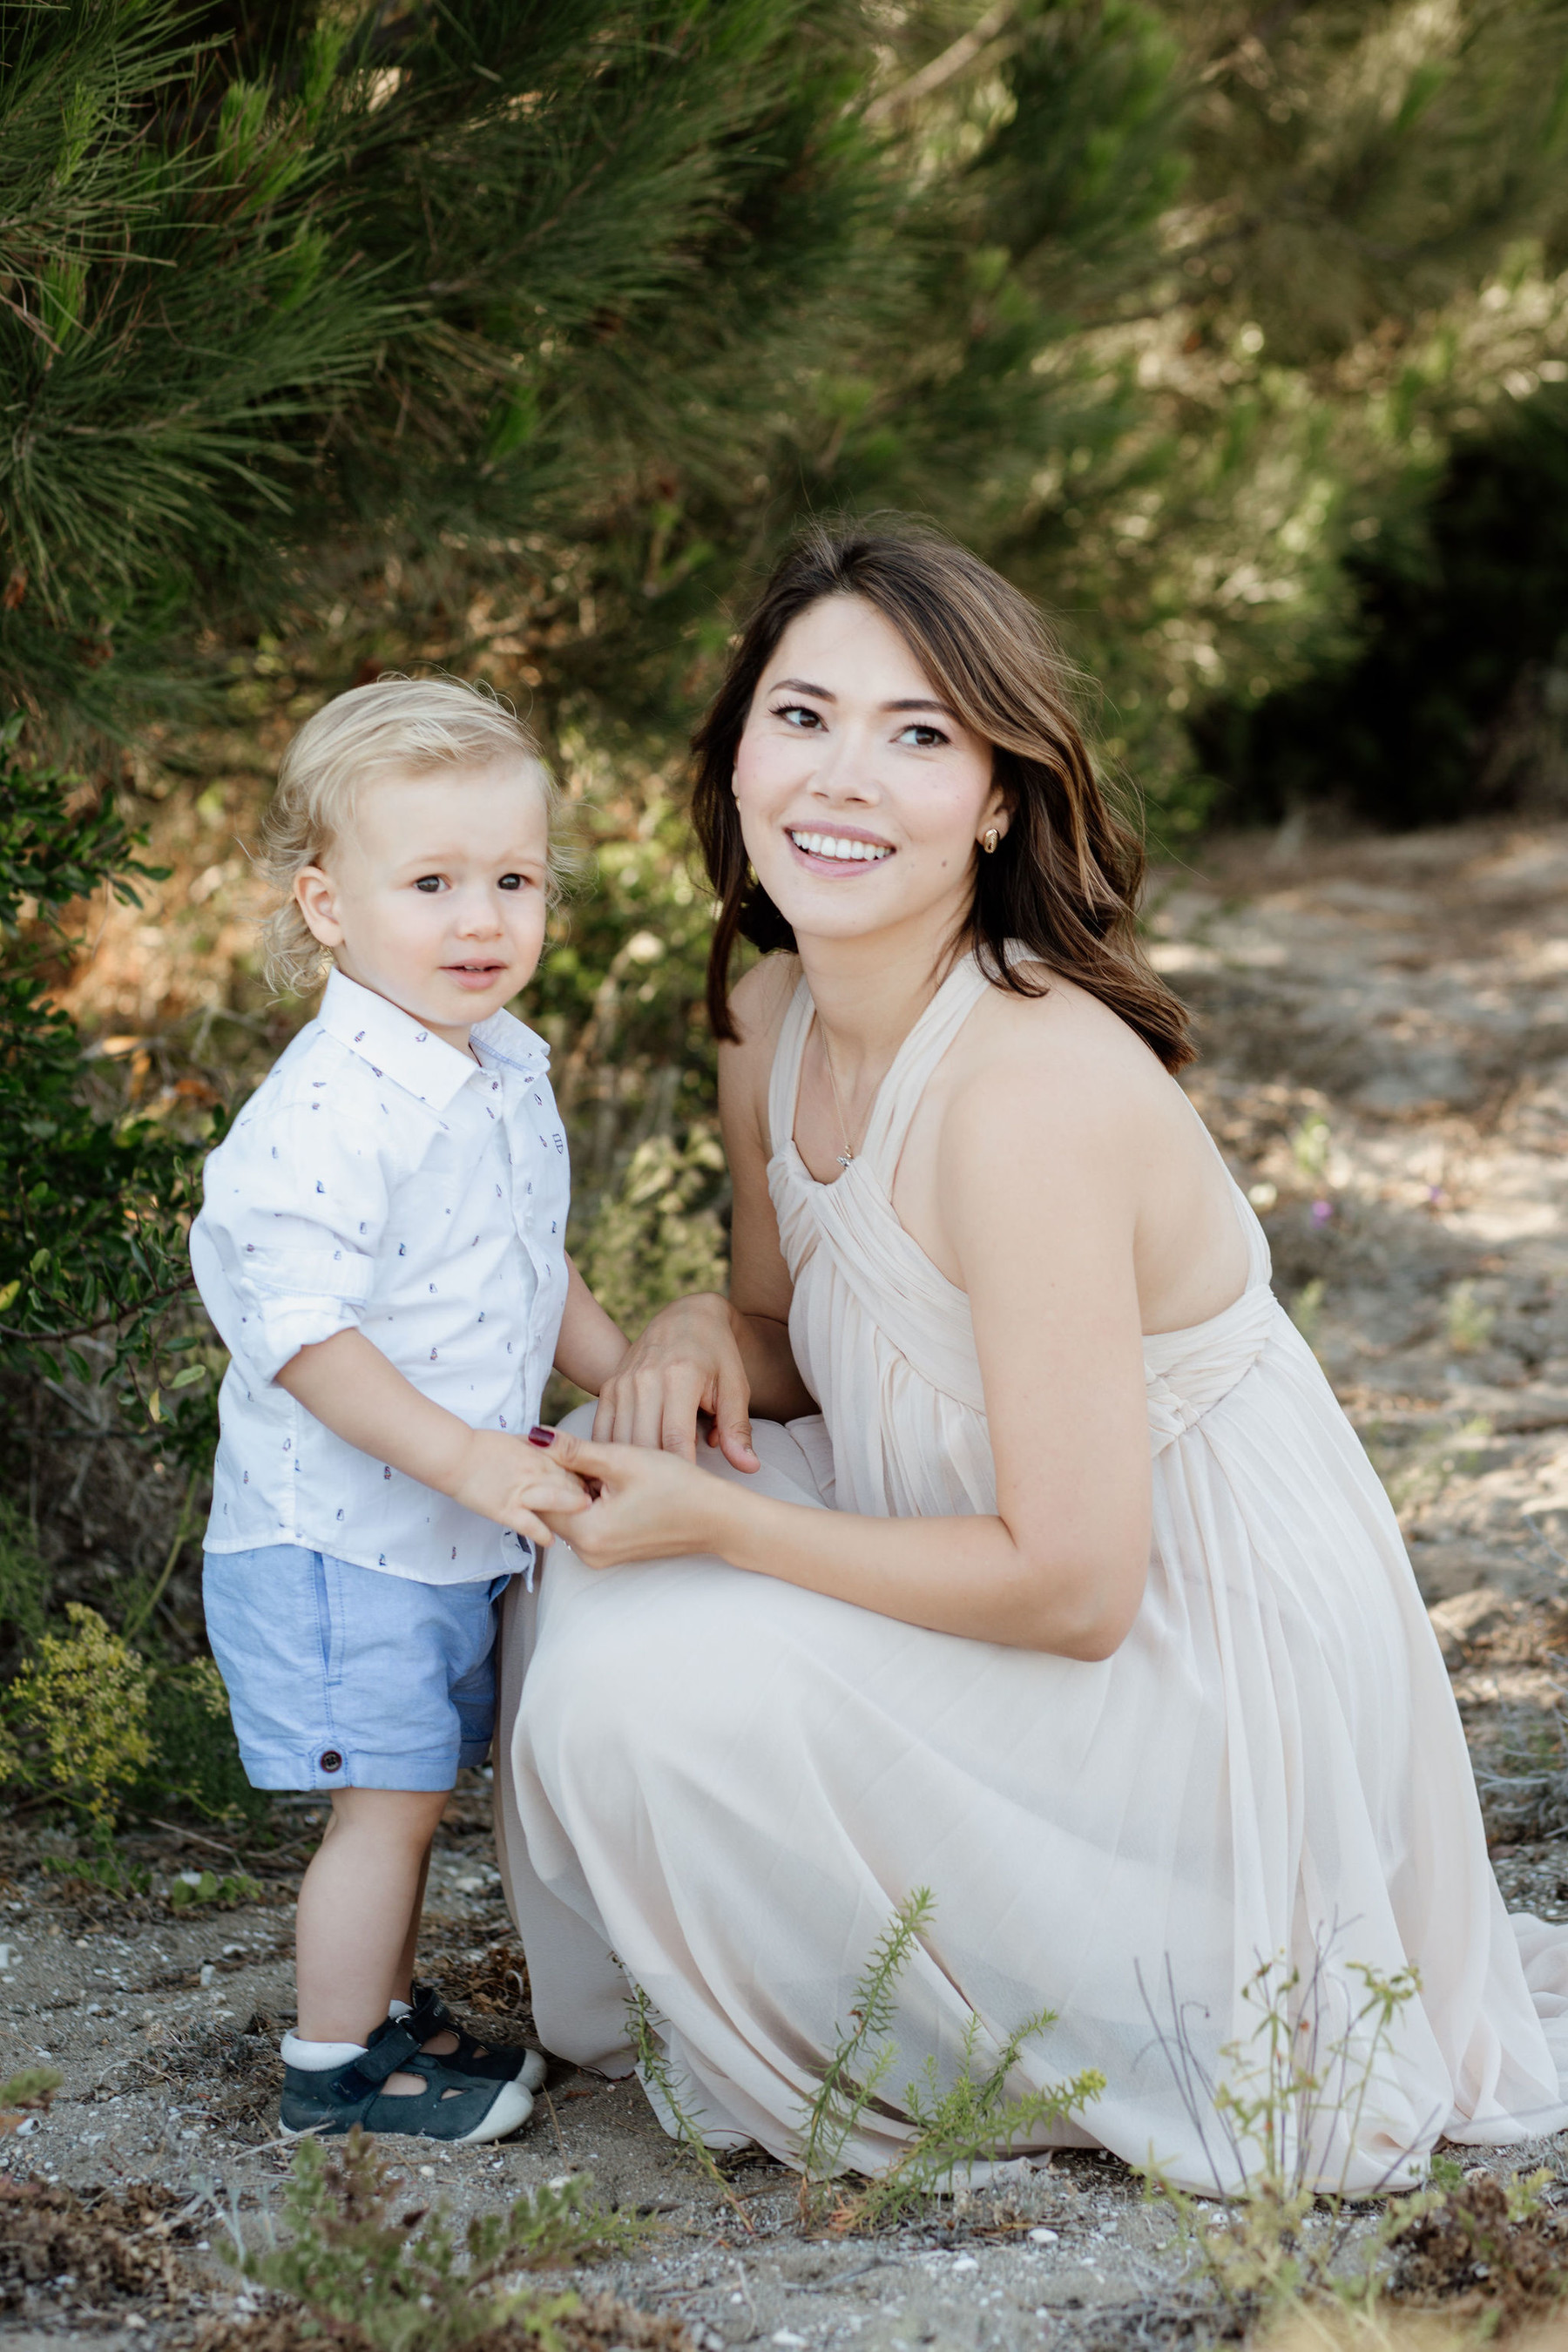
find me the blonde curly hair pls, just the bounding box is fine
[259,675,566,997]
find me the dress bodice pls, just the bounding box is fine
[765,952,1285,1520]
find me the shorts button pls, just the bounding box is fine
[319,1749,343,1774]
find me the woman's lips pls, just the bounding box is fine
[785,828,895,876]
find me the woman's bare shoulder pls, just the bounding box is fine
[970,967,1173,1092]
[718,955,801,1152]
[725,953,801,1058]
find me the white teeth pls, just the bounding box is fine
[789,832,890,863]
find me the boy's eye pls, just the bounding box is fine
[414,875,446,894]
[498,872,527,892]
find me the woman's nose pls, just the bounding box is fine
[808,724,879,801]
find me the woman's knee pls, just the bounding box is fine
[526,1583,759,1794]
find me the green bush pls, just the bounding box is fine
[1195,395,1568,828]
[132,1657,270,1830]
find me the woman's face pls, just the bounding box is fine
[733,594,1007,950]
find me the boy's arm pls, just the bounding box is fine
[551,1255,628,1398]
[276,1328,588,1547]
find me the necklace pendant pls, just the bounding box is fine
[836,1150,855,1169]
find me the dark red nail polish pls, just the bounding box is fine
[527,1426,555,1447]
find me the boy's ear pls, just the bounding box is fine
[294,865,345,949]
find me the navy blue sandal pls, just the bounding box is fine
[280,2016,534,2143]
[406,1980,548,2091]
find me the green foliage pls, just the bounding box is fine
[578,1134,730,1342]
[132,1654,270,1828]
[798,1888,937,2206]
[168,1867,263,1909]
[0,0,392,725]
[625,1978,755,2231]
[0,721,220,1468]
[1139,1943,1436,2319]
[0,1497,50,1652]
[0,2066,62,2117]
[1198,397,1568,825]
[794,1889,1104,2233]
[4,1603,153,1819]
[232,2127,646,2352]
[831,2006,1106,2234]
[39,1816,151,1896]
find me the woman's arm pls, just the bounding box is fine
[544,1039,1154,1659]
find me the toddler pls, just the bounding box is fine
[190,677,626,2144]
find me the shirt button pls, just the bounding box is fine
[319,1749,344,1774]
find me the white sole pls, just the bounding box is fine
[456,2078,534,2142]
[280,2079,535,2145]
[518,2050,548,2093]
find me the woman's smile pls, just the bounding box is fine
[785,824,896,873]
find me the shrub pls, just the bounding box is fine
[4,1603,152,1820]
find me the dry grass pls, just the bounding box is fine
[0,2174,207,2318]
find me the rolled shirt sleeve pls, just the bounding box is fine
[191,1070,392,1386]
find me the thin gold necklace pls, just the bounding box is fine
[818,1022,862,1170]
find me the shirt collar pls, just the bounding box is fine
[470,1004,551,1084]
[316,970,513,1112]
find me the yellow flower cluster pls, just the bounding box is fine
[7,1604,153,1819]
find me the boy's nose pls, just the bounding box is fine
[454,892,504,935]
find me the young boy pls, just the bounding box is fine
[191,678,627,2144]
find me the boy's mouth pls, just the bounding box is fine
[443,959,510,991]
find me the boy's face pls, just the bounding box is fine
[294,761,551,1049]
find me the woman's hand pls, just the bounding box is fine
[536,1428,735,1567]
[592,1293,760,1471]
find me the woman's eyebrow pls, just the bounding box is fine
[770,676,959,720]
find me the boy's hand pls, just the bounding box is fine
[449,1429,591,1549]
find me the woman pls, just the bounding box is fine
[493,522,1568,2192]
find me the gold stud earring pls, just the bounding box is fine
[981,826,1000,855]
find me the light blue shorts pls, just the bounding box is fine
[202,1546,510,1793]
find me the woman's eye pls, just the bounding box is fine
[413,875,446,894]
[896,723,948,749]
[772,703,823,731]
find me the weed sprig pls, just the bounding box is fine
[795,1889,1103,2232]
[231,2129,647,2352]
[625,1979,754,2232]
[1138,1937,1443,2320]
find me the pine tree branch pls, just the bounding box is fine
[862,2,1019,125]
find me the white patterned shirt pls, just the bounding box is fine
[191,969,570,1585]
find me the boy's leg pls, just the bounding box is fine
[389,1841,515,2070]
[298,1787,451,2082]
[391,1842,462,2053]
[391,1843,436,2011]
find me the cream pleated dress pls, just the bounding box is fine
[495,955,1568,2191]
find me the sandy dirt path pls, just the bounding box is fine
[4,818,1568,2352]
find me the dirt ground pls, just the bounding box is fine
[5,815,1568,2351]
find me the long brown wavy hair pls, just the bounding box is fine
[690,519,1194,1073]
